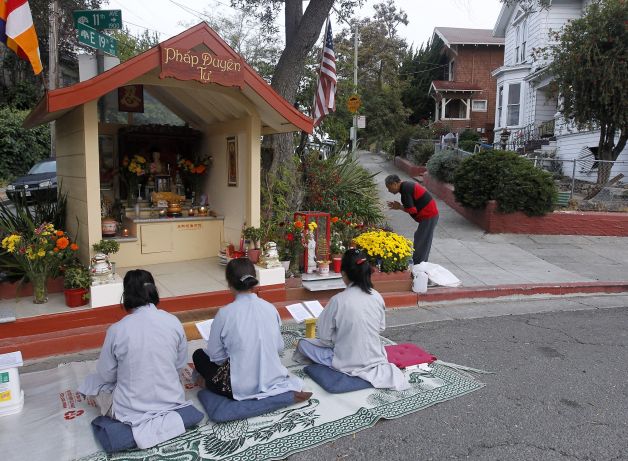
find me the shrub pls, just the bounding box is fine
[453,150,557,216]
[408,141,435,166]
[458,129,481,153]
[302,153,383,226]
[426,149,464,183]
[92,239,120,256]
[0,107,50,181]
[393,124,436,157]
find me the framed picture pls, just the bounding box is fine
[227,136,238,187]
[118,85,144,113]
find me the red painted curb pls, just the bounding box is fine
[3,281,626,360]
[424,173,628,236]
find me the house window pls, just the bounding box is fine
[448,60,455,81]
[520,19,527,62]
[514,25,520,65]
[507,83,521,126]
[497,86,504,127]
[472,100,488,112]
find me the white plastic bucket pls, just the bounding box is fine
[0,366,24,417]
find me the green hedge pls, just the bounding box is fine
[426,148,464,184]
[0,107,50,180]
[453,150,557,216]
[408,141,434,166]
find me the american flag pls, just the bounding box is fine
[313,20,336,127]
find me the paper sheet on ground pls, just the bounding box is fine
[0,327,484,461]
[195,319,214,341]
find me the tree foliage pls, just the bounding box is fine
[542,0,627,184]
[399,36,443,124]
[109,27,160,63]
[0,107,50,181]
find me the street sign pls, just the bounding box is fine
[76,22,118,57]
[357,115,366,129]
[73,10,122,30]
[347,94,361,113]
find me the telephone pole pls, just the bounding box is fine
[352,20,358,155]
[48,0,59,157]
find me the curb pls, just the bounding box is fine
[2,280,627,359]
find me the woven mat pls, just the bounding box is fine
[0,327,485,460]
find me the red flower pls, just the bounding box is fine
[331,217,339,223]
[286,233,294,241]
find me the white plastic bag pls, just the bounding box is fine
[414,262,462,287]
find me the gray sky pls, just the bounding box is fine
[108,0,503,49]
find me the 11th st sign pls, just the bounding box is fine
[76,22,117,56]
[73,9,122,30]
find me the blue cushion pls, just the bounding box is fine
[91,405,204,454]
[197,389,295,423]
[304,364,372,394]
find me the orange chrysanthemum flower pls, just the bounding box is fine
[56,237,69,250]
[294,221,304,229]
[331,217,339,223]
[70,243,79,251]
[56,230,64,237]
[53,247,59,253]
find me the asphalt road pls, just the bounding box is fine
[289,297,628,461]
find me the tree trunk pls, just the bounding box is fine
[265,0,335,176]
[585,123,626,199]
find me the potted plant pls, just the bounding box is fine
[92,239,120,273]
[63,264,91,308]
[242,226,262,263]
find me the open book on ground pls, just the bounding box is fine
[195,319,214,341]
[285,300,324,323]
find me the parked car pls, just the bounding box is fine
[6,159,57,203]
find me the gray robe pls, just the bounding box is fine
[205,292,303,400]
[78,304,192,449]
[313,285,409,391]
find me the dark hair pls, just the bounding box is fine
[385,174,401,186]
[226,258,259,291]
[341,249,373,294]
[122,269,160,311]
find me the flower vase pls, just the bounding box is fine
[31,272,48,304]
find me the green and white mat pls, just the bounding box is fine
[0,327,485,460]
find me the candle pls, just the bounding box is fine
[189,208,195,216]
[159,210,166,218]
[199,206,206,212]
[122,228,129,237]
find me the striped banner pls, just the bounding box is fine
[0,0,43,75]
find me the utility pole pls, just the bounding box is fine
[48,0,59,157]
[352,20,358,155]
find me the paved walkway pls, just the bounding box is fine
[359,151,628,286]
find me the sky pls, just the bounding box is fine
[106,0,504,49]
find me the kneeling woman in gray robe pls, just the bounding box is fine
[297,249,410,391]
[78,269,196,449]
[193,258,311,403]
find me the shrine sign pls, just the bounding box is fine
[347,94,361,113]
[159,47,244,88]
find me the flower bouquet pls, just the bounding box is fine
[178,156,213,203]
[1,223,79,303]
[121,155,147,204]
[353,230,413,273]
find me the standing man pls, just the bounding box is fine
[385,174,439,265]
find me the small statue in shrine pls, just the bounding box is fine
[258,242,282,269]
[149,149,165,175]
[306,231,317,274]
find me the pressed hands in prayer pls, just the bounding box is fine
[387,201,403,210]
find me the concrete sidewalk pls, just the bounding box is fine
[360,151,627,287]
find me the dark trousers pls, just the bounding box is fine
[192,349,233,399]
[413,215,439,264]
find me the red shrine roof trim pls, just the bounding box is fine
[24,23,312,133]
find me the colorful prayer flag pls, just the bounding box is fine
[0,0,43,75]
[313,20,336,127]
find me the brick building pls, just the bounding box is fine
[429,27,504,141]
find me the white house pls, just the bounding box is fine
[491,0,627,182]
